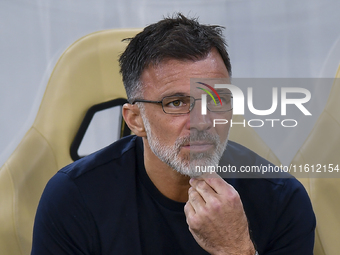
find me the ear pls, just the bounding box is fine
[122,103,147,137]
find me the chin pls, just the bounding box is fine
[172,158,213,178]
[174,168,203,178]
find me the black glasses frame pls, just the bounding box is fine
[130,94,233,114]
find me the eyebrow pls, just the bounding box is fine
[162,92,189,98]
[215,89,231,94]
[215,89,224,93]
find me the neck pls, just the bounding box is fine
[143,139,191,203]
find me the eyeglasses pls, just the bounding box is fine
[130,94,233,114]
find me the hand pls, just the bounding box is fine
[184,173,255,255]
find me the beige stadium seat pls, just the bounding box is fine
[0,28,140,255]
[290,66,340,255]
[0,28,280,255]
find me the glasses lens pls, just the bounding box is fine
[207,94,233,112]
[162,96,191,114]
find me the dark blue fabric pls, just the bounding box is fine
[31,135,315,255]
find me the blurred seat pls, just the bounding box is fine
[0,28,140,255]
[290,66,340,255]
[0,28,280,255]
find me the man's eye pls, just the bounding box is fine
[169,100,184,107]
[207,97,219,105]
[221,95,231,104]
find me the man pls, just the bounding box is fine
[31,14,315,255]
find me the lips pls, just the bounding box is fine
[189,141,214,146]
[182,141,215,152]
[176,131,219,152]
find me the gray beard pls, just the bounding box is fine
[141,113,228,178]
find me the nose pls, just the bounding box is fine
[188,97,213,131]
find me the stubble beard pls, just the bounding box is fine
[141,112,228,178]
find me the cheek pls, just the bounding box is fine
[211,112,232,139]
[148,114,189,140]
[215,124,231,141]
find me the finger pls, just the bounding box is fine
[188,186,205,212]
[190,178,217,202]
[195,174,232,195]
[184,200,195,217]
[194,172,224,194]
[195,171,221,180]
[184,202,201,232]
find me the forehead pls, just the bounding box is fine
[191,78,231,94]
[140,48,230,98]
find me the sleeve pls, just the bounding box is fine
[262,179,316,255]
[31,172,99,255]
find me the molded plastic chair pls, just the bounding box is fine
[0,28,140,255]
[290,66,340,255]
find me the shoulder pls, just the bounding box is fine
[221,140,291,179]
[224,140,273,167]
[36,135,143,220]
[41,135,143,206]
[59,135,141,180]
[224,140,304,193]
